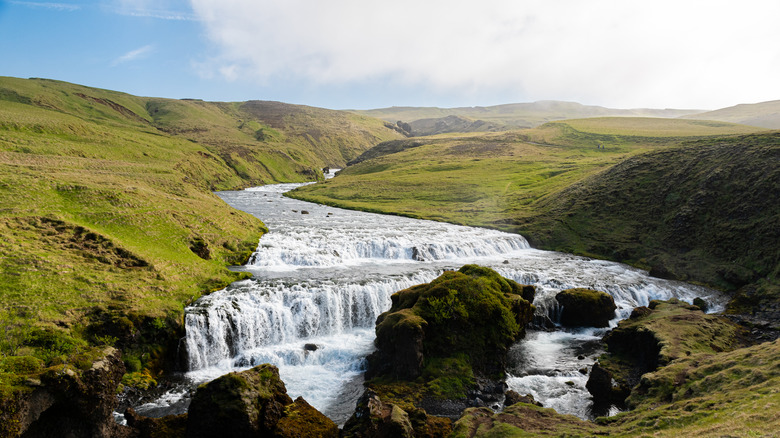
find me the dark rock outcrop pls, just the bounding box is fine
[185,363,337,438]
[342,389,451,438]
[124,408,188,438]
[504,390,542,407]
[2,347,131,438]
[586,299,748,410]
[273,397,339,438]
[555,288,616,327]
[342,390,414,438]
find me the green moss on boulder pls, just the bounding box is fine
[369,265,535,382]
[185,364,338,438]
[555,288,616,327]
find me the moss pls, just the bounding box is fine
[423,356,475,400]
[121,369,158,391]
[273,397,338,438]
[0,356,44,374]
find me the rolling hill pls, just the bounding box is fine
[681,99,780,129]
[353,100,705,130]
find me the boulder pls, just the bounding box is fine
[585,362,631,410]
[504,390,542,407]
[2,347,131,438]
[185,364,337,438]
[124,408,187,438]
[368,266,535,381]
[555,288,616,327]
[273,397,339,438]
[341,390,415,438]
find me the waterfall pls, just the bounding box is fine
[184,272,441,371]
[246,224,529,268]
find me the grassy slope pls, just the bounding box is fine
[0,77,401,396]
[682,99,780,129]
[290,117,765,226]
[353,102,705,129]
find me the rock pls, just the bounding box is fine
[301,210,309,214]
[303,343,318,351]
[629,306,652,319]
[125,408,187,438]
[273,397,339,438]
[504,390,542,407]
[367,265,534,380]
[183,365,338,438]
[693,297,709,312]
[368,308,426,379]
[555,288,616,327]
[341,390,415,438]
[585,362,630,409]
[3,347,131,438]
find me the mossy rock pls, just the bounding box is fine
[273,396,338,438]
[186,364,293,437]
[555,288,616,327]
[369,265,535,382]
[587,299,749,410]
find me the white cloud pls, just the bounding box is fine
[112,44,154,66]
[9,1,80,11]
[189,0,780,108]
[109,0,196,20]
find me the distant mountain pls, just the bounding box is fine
[681,100,780,129]
[407,115,506,136]
[352,100,705,131]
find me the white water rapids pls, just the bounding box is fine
[129,176,727,424]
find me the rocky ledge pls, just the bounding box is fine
[586,298,748,411]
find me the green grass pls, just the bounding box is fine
[291,119,765,227]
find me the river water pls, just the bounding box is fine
[128,177,727,424]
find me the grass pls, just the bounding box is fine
[291,119,766,228]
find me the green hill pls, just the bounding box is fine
[681,99,780,129]
[353,101,705,130]
[0,77,402,396]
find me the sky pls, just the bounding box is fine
[1,0,779,110]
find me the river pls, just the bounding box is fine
[127,177,727,425]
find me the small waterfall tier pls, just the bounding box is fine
[184,272,441,371]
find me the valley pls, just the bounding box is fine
[0,77,778,437]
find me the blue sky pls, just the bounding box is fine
[2,0,779,110]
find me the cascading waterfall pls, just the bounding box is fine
[131,179,727,425]
[184,273,440,371]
